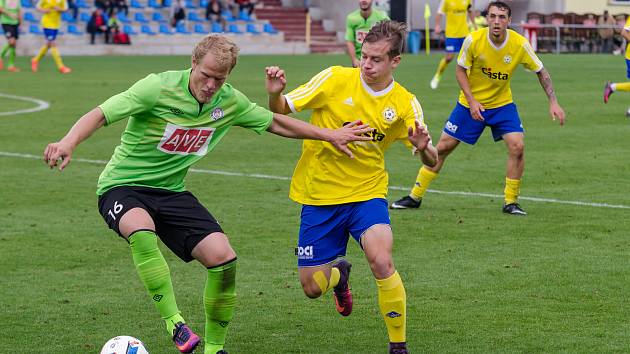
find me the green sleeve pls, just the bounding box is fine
[99,74,161,126]
[345,15,355,42]
[230,89,273,134]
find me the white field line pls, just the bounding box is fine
[0,93,50,116]
[3,151,629,210]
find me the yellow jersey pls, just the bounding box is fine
[37,0,67,29]
[438,0,472,38]
[457,28,543,109]
[285,66,427,206]
[624,17,630,60]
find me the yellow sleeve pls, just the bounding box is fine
[397,95,426,144]
[457,34,474,69]
[60,0,68,11]
[521,40,544,72]
[284,67,334,113]
[624,16,630,30]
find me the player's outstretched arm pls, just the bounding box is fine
[536,68,565,126]
[408,120,438,167]
[265,66,292,114]
[43,107,106,170]
[267,114,372,158]
[345,42,360,68]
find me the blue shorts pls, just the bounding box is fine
[443,102,523,145]
[445,37,465,53]
[43,28,58,41]
[625,59,630,79]
[297,198,390,267]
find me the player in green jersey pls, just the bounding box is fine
[345,0,389,67]
[0,0,22,72]
[44,35,371,354]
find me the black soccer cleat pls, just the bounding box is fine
[216,351,228,354]
[390,196,422,209]
[389,342,408,354]
[502,203,527,216]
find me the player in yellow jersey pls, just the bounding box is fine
[266,21,437,354]
[603,14,630,116]
[31,0,71,73]
[391,1,565,216]
[430,0,476,89]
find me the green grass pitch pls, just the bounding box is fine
[1,53,629,353]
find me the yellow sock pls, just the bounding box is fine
[614,82,630,91]
[434,57,449,78]
[312,267,340,295]
[376,271,406,343]
[504,177,522,204]
[50,47,65,69]
[410,166,438,200]
[34,46,48,61]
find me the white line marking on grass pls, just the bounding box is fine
[3,151,629,209]
[0,93,50,116]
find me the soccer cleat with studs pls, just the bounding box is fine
[430,75,440,90]
[172,322,201,353]
[502,203,527,216]
[332,259,353,316]
[59,66,72,74]
[603,81,613,103]
[30,58,39,72]
[390,196,422,209]
[389,342,408,354]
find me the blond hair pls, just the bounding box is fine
[192,35,240,72]
[363,20,408,58]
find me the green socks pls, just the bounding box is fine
[204,259,237,354]
[129,230,182,336]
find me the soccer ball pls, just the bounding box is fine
[100,336,149,354]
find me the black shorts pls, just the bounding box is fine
[2,24,19,39]
[98,186,223,262]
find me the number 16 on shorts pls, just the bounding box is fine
[107,201,124,220]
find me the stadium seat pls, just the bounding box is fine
[184,0,195,8]
[199,0,207,8]
[148,0,161,8]
[118,13,131,23]
[62,12,77,23]
[141,24,157,35]
[162,0,172,7]
[29,24,42,34]
[24,12,38,23]
[246,23,260,34]
[130,0,145,8]
[188,12,203,22]
[238,9,251,22]
[67,24,84,35]
[135,12,149,23]
[79,12,91,22]
[211,21,223,33]
[21,0,34,8]
[176,22,191,34]
[152,12,167,22]
[123,24,138,35]
[76,0,89,8]
[193,23,207,34]
[222,10,235,22]
[227,23,242,34]
[263,23,277,34]
[159,23,174,34]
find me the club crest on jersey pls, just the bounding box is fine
[211,107,224,121]
[503,55,512,64]
[382,107,397,123]
[158,123,215,156]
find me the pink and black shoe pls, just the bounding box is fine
[172,322,201,353]
[332,259,353,316]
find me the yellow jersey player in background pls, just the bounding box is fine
[603,14,630,116]
[430,0,476,90]
[266,21,437,354]
[31,0,71,73]
[391,1,565,216]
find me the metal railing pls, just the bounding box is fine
[517,23,623,53]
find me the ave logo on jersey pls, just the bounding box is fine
[158,123,215,156]
[382,107,397,123]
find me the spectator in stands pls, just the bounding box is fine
[206,0,225,29]
[114,0,128,16]
[598,10,615,54]
[67,0,78,19]
[170,0,185,27]
[107,11,119,42]
[95,0,113,15]
[236,0,254,17]
[87,7,109,44]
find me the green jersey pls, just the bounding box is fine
[345,9,390,57]
[0,0,20,25]
[97,69,274,195]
